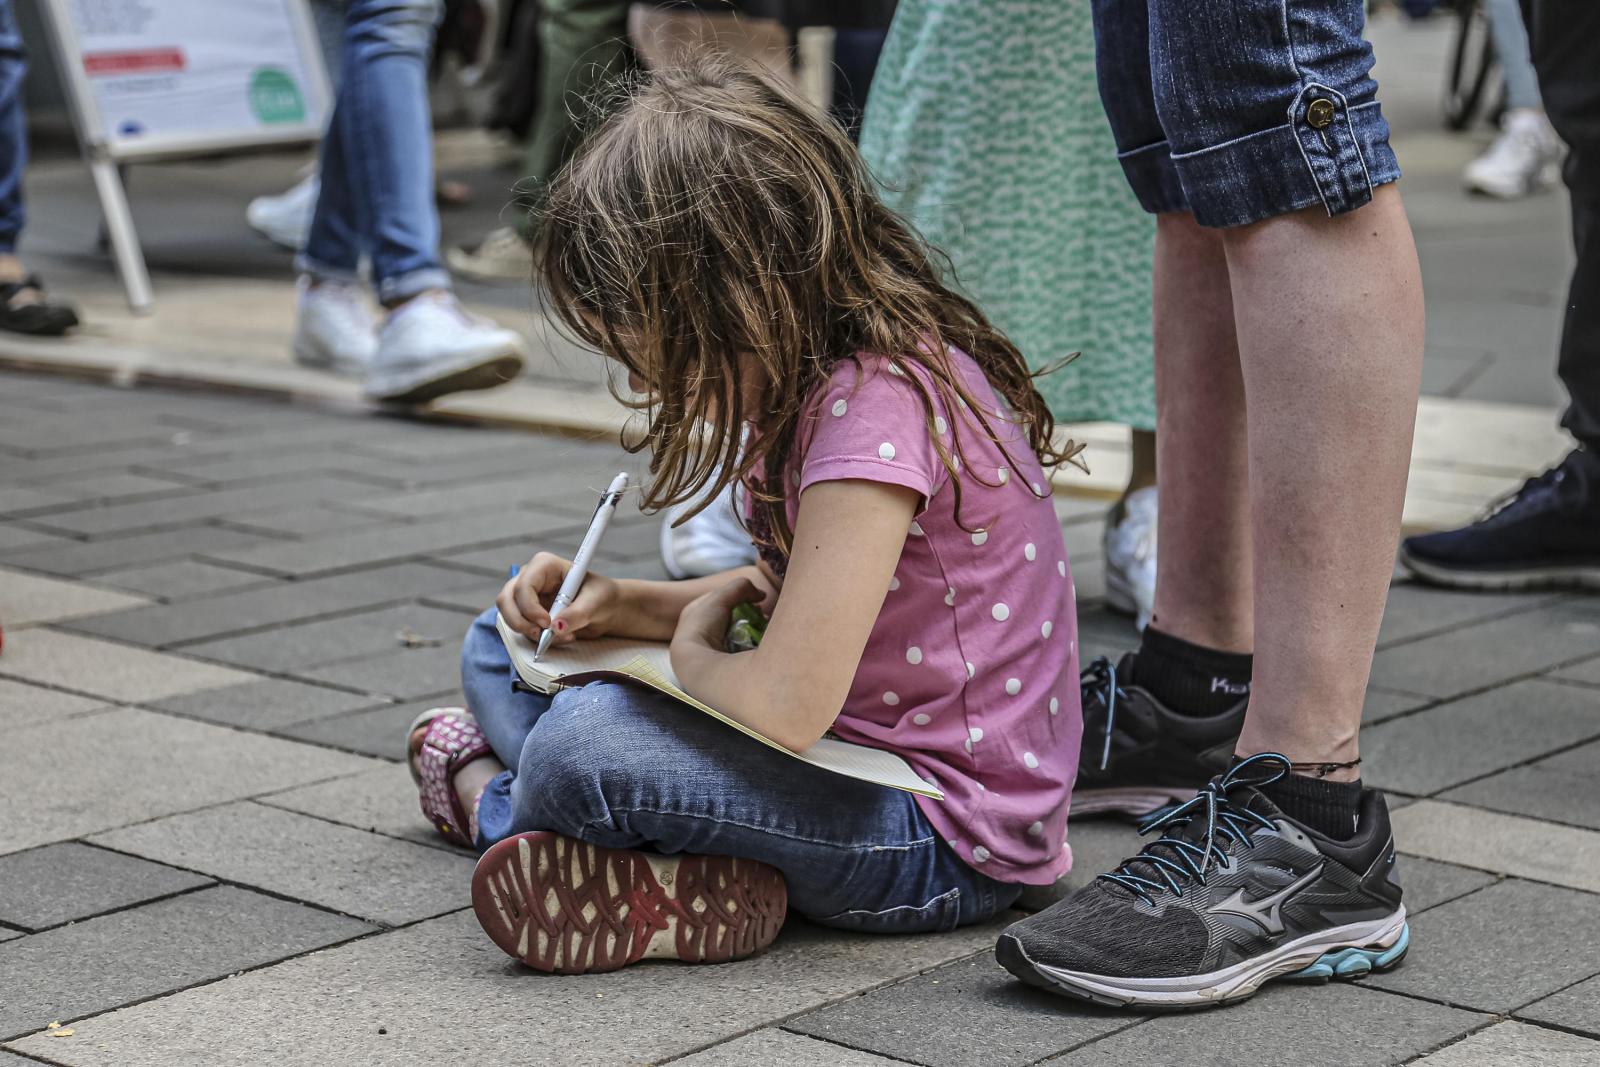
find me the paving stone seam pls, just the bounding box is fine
[83,831,470,933]
[1372,958,1600,1018]
[1393,1016,1512,1065]
[1543,673,1600,694]
[191,532,549,582]
[127,692,407,749]
[1360,672,1600,744]
[764,1028,933,1066]
[1411,725,1600,807]
[252,796,465,856]
[0,483,209,520]
[0,876,216,936]
[1507,1012,1600,1043]
[1374,593,1575,654]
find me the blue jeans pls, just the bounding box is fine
[1489,0,1541,112]
[298,0,450,303]
[0,0,26,255]
[1092,0,1402,227]
[462,608,1022,933]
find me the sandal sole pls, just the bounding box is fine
[471,831,788,975]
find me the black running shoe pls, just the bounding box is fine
[1400,448,1600,591]
[999,754,1408,1010]
[1072,655,1246,818]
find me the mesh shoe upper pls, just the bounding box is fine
[1010,756,1403,980]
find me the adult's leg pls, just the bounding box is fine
[298,94,366,281]
[516,0,631,238]
[1227,187,1423,768]
[0,0,25,261]
[1527,0,1600,453]
[474,680,1020,932]
[1489,0,1543,113]
[339,0,451,304]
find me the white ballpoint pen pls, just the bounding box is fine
[534,472,630,660]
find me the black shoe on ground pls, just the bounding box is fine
[1072,654,1246,818]
[998,754,1408,1010]
[1400,448,1600,591]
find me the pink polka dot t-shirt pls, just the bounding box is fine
[783,348,1082,885]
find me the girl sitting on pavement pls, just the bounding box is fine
[407,57,1084,975]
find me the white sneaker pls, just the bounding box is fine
[1103,485,1157,632]
[660,480,758,579]
[365,291,528,405]
[292,278,378,377]
[1463,108,1564,200]
[446,226,535,282]
[247,174,319,250]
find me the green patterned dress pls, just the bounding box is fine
[859,0,1155,428]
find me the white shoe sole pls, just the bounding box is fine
[1398,547,1600,592]
[445,245,533,283]
[365,346,526,406]
[1000,907,1408,1009]
[292,338,369,379]
[1070,786,1191,818]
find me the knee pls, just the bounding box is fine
[515,684,663,829]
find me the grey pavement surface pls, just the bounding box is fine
[0,10,1597,1067]
[0,371,1596,1066]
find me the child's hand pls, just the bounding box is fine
[497,551,622,645]
[671,578,765,654]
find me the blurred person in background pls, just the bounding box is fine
[0,0,76,337]
[1461,0,1563,199]
[291,0,528,405]
[1402,0,1600,589]
[859,0,1158,631]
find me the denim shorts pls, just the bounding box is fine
[1091,0,1402,228]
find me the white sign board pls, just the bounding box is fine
[48,0,330,159]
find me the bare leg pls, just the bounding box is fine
[1148,213,1253,652]
[1227,185,1424,777]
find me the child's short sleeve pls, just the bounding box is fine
[798,358,951,507]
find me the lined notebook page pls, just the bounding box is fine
[494,613,941,799]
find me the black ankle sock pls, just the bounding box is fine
[1262,771,1364,840]
[1132,626,1253,716]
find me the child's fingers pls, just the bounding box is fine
[714,577,766,610]
[512,578,552,634]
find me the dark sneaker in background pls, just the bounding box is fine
[998,754,1408,1010]
[1072,654,1246,818]
[1400,448,1600,591]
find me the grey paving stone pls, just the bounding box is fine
[147,447,407,489]
[65,562,481,648]
[260,762,449,851]
[0,677,105,731]
[0,629,259,703]
[790,952,1134,1066]
[1519,974,1600,1037]
[1553,654,1600,687]
[90,560,274,601]
[92,802,472,927]
[181,603,474,674]
[1048,984,1483,1066]
[215,504,396,540]
[678,1030,905,1066]
[9,908,1011,1066]
[1412,1021,1600,1066]
[278,697,444,761]
[1363,687,1431,725]
[0,486,80,514]
[0,524,276,578]
[1377,582,1559,649]
[1442,738,1600,831]
[0,885,373,1041]
[0,416,216,458]
[0,568,152,627]
[0,842,211,930]
[0,523,67,554]
[145,677,382,732]
[25,476,390,539]
[1369,599,1600,699]
[200,508,577,579]
[0,926,22,942]
[1399,857,1499,915]
[1363,680,1600,795]
[26,472,202,503]
[297,642,467,701]
[1368,879,1600,1012]
[349,472,596,523]
[1393,801,1600,893]
[0,708,379,855]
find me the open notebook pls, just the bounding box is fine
[495,613,941,799]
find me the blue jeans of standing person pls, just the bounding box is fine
[297,0,451,304]
[1092,0,1401,228]
[0,0,27,256]
[1488,0,1541,112]
[461,608,1022,933]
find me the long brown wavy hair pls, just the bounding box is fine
[536,55,1082,557]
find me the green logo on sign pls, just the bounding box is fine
[249,68,305,125]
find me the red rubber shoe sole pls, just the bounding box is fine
[471,831,788,974]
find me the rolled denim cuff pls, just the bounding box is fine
[1115,139,1190,217]
[377,266,451,305]
[294,251,362,286]
[1170,91,1401,229]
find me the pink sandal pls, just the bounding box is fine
[408,707,493,848]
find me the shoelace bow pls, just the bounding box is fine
[1098,753,1291,906]
[1079,657,1127,772]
